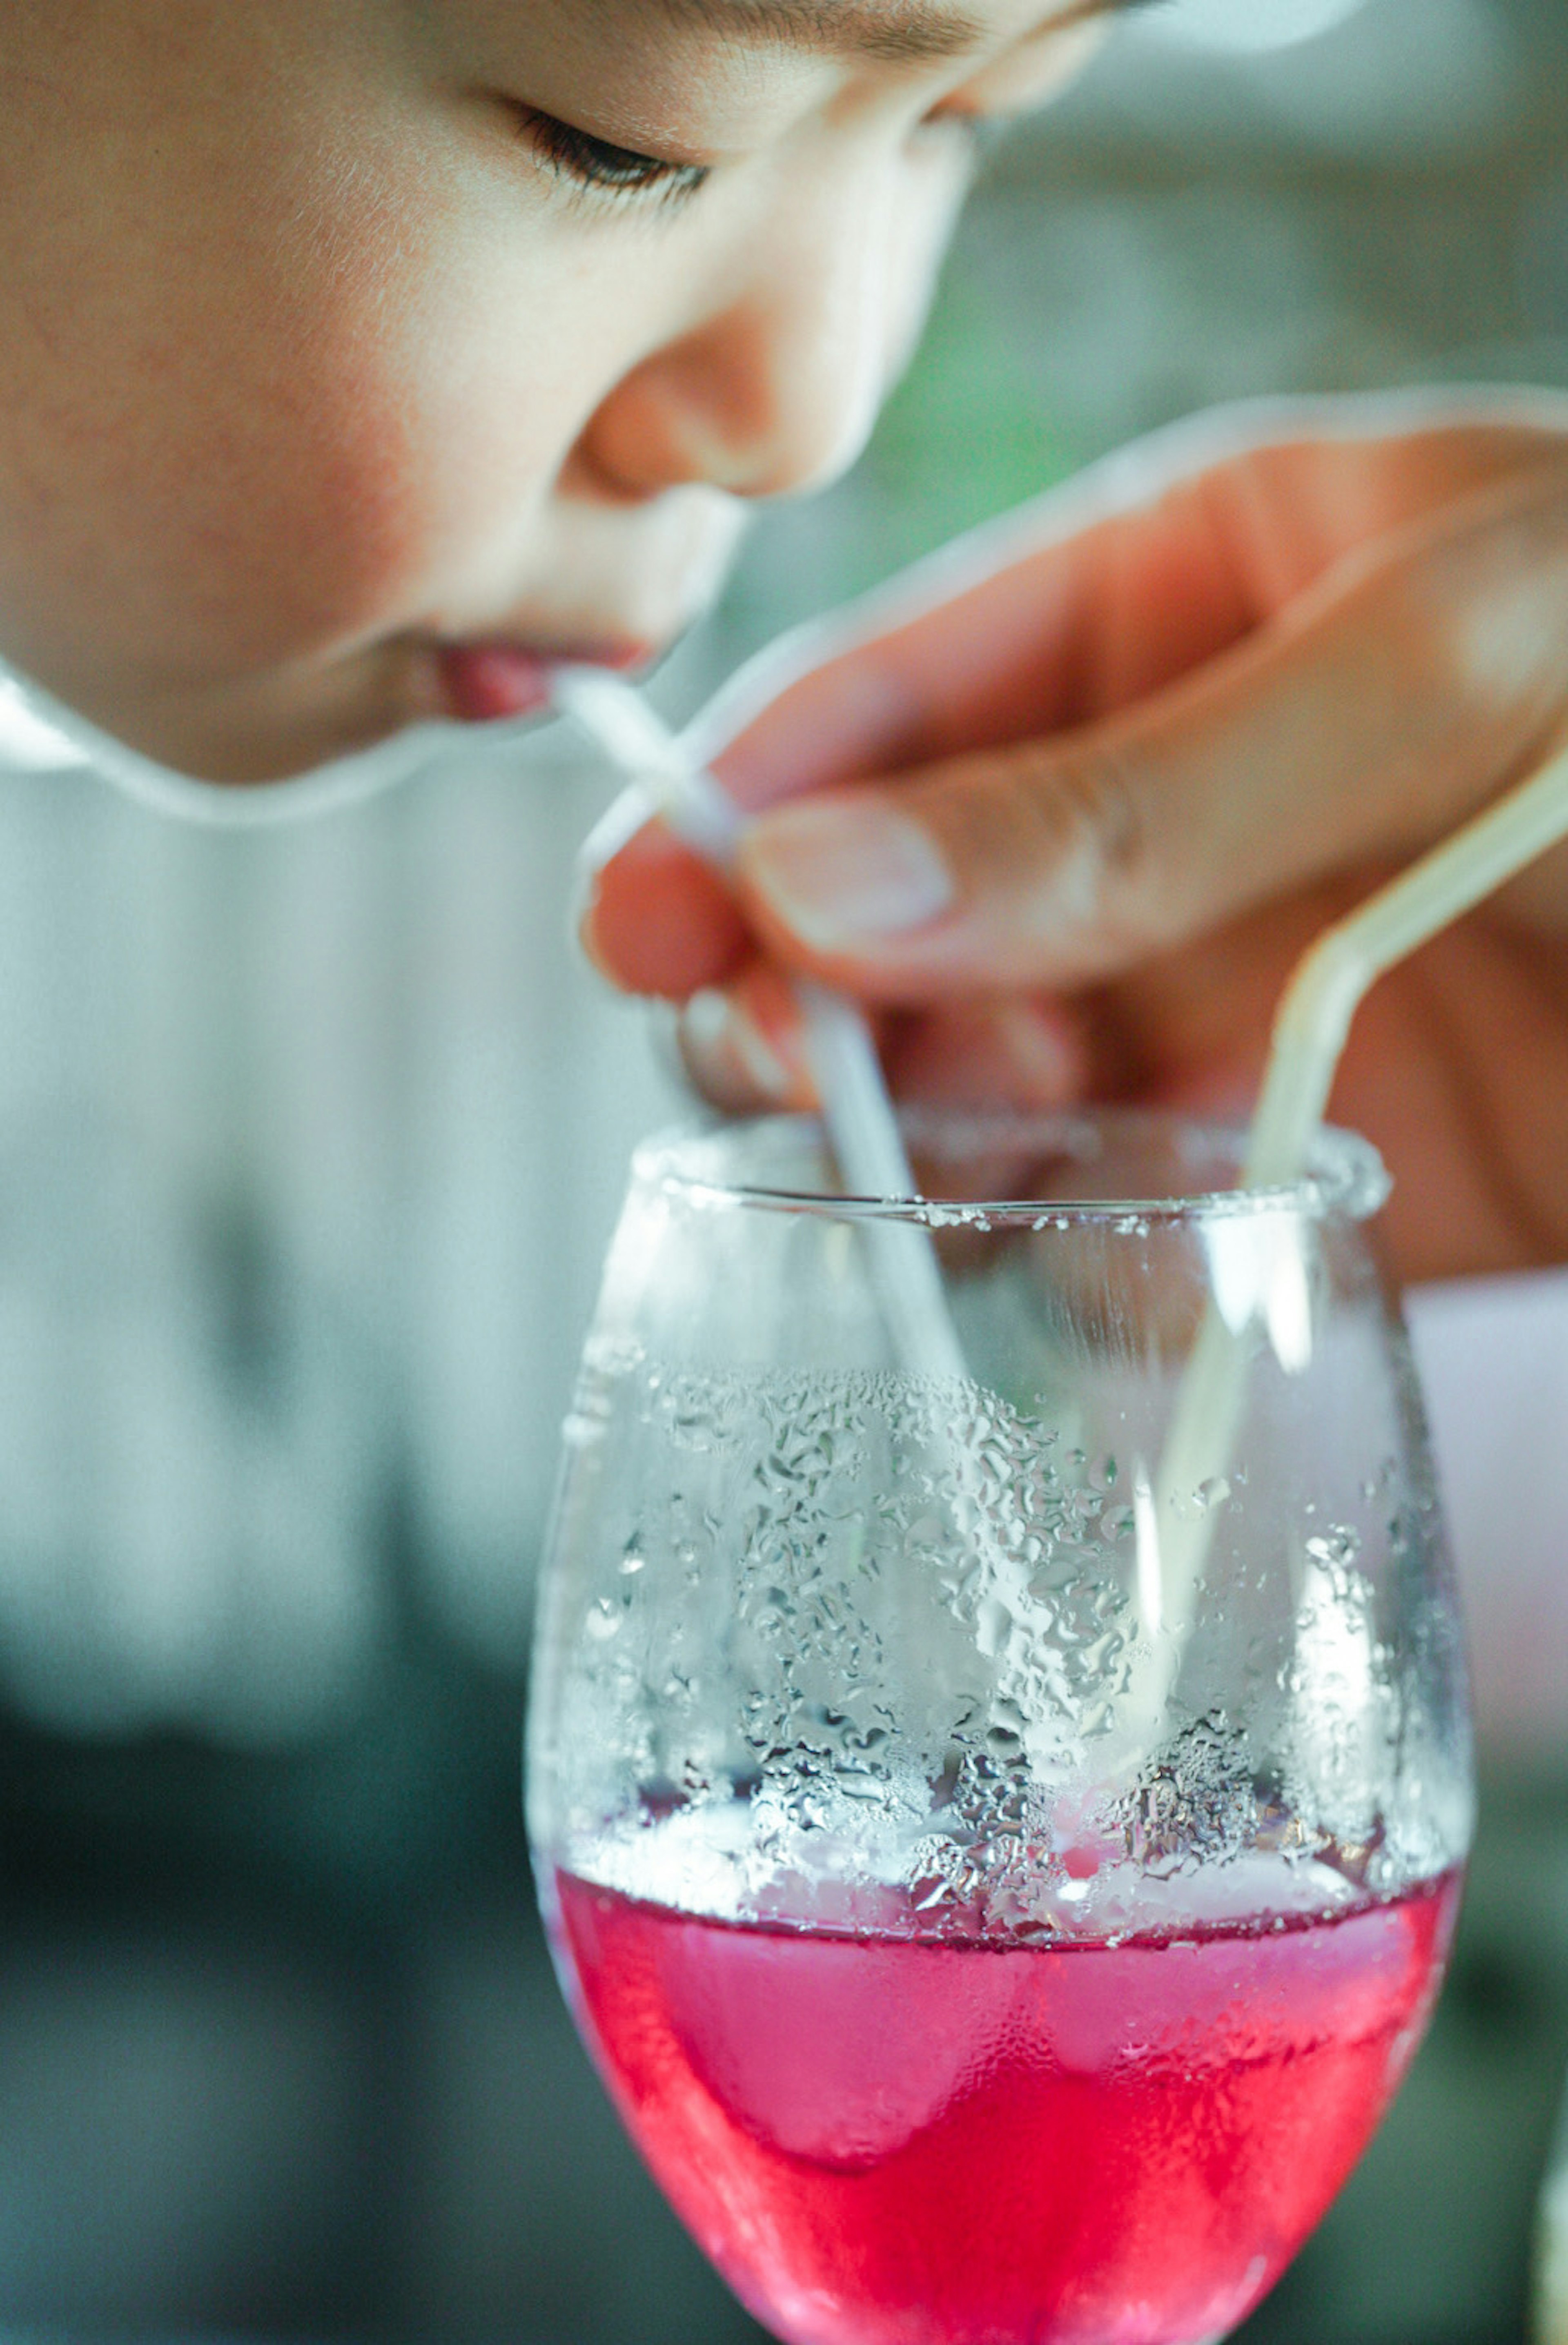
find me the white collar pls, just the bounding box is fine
[0,653,541,829]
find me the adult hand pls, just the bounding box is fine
[584,392,1568,1286]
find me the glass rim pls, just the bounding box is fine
[634,1107,1391,1227]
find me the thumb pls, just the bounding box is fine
[733,463,1568,1004]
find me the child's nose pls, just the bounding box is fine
[583,181,898,503]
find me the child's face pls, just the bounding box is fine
[0,2,1106,779]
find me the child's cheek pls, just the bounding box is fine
[0,9,635,772]
[0,180,462,687]
[188,212,600,661]
[136,229,569,673]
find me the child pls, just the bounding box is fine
[1,0,1566,1289]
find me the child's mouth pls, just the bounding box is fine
[437,638,650,724]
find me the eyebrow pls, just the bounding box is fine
[650,0,1139,67]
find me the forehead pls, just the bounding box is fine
[648,0,1116,63]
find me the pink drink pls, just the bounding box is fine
[552,1866,1459,2345]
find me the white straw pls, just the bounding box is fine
[1129,735,1568,1755]
[553,666,969,1383]
[1246,740,1568,1190]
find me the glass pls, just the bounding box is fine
[528,1109,1473,2345]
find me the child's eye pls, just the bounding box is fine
[516,109,710,209]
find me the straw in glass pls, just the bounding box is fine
[1131,735,1568,1751]
[552,666,968,1383]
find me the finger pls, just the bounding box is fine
[579,457,1331,997]
[731,460,1568,1003]
[584,408,1567,999]
[883,995,1087,1110]
[673,971,1088,1122]
[676,962,815,1113]
[705,406,1568,805]
[582,816,749,999]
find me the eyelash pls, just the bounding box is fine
[515,93,1001,215]
[517,109,711,210]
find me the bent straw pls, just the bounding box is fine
[1130,735,1568,1753]
[552,665,968,1383]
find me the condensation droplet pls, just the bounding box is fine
[974,1596,1013,1657]
[586,1597,621,1641]
[1172,1475,1230,1522]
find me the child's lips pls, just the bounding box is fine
[437,638,650,724]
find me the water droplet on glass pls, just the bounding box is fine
[1173,1475,1230,1521]
[974,1596,1013,1657]
[586,1596,621,1641]
[1305,1525,1362,1569]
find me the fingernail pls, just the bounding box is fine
[682,987,793,1100]
[742,800,953,951]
